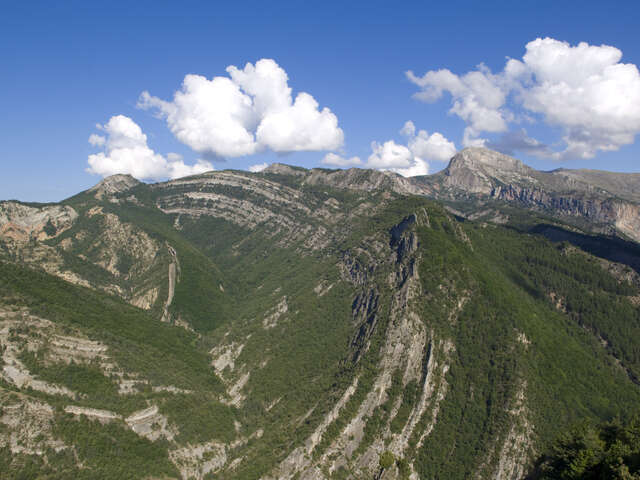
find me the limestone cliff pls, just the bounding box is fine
[418,147,640,242]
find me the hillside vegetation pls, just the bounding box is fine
[1,160,639,479]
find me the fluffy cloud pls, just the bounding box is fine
[321,152,362,167]
[88,133,106,147]
[248,162,269,172]
[486,129,553,158]
[387,157,429,177]
[408,37,640,159]
[367,140,414,170]
[87,115,213,180]
[139,59,343,158]
[364,122,456,177]
[519,38,640,159]
[402,121,457,162]
[407,67,510,146]
[366,140,428,177]
[138,77,256,158]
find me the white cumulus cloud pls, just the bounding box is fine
[367,140,414,170]
[407,66,510,146]
[388,157,429,177]
[364,122,456,177]
[138,59,344,159]
[87,115,213,180]
[399,121,416,137]
[519,38,640,159]
[88,133,106,147]
[408,37,640,159]
[321,153,362,167]
[402,121,457,162]
[248,162,269,172]
[366,140,428,177]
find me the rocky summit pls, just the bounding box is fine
[418,147,640,243]
[1,147,640,479]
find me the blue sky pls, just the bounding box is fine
[2,0,640,201]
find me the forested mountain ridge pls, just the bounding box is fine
[1,148,640,479]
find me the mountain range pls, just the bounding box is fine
[1,147,640,479]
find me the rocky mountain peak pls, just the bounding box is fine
[88,174,141,199]
[262,163,307,177]
[439,147,533,194]
[447,147,529,174]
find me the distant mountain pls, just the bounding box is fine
[415,147,640,242]
[1,154,640,479]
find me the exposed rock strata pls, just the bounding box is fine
[269,211,459,479]
[421,147,640,242]
[88,174,140,199]
[0,202,77,243]
[0,397,66,456]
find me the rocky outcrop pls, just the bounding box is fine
[262,297,288,329]
[84,206,161,278]
[161,244,179,323]
[211,342,245,374]
[170,441,228,480]
[269,210,459,480]
[614,202,640,242]
[265,162,425,195]
[420,147,640,243]
[125,405,175,441]
[0,311,77,398]
[263,163,307,177]
[0,397,66,456]
[0,202,77,243]
[441,147,535,194]
[87,174,140,199]
[490,382,534,480]
[0,306,169,398]
[491,184,640,243]
[155,171,335,250]
[64,406,121,423]
[303,167,424,195]
[0,199,168,315]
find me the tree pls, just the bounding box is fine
[376,450,395,479]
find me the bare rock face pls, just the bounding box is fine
[488,185,640,243]
[263,163,307,177]
[262,162,423,195]
[422,147,640,243]
[1,398,67,456]
[0,197,167,313]
[177,153,639,245]
[614,202,640,242]
[0,202,77,243]
[303,168,423,195]
[552,168,640,203]
[125,405,175,441]
[260,150,640,245]
[88,174,140,199]
[442,147,533,194]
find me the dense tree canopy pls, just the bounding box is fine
[531,414,640,479]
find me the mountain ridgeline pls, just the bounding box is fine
[1,147,640,479]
